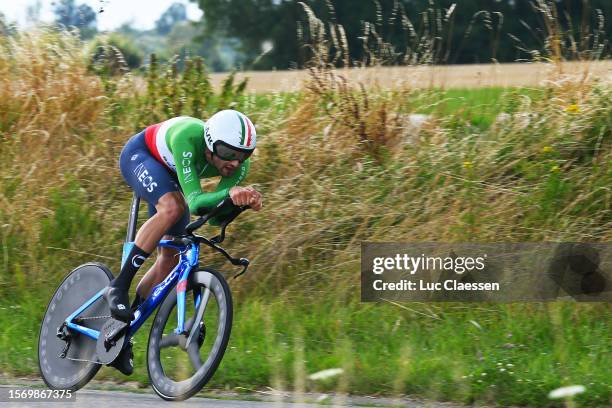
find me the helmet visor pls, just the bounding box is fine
[213,141,252,163]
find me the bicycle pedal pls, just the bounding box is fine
[96,318,127,365]
[104,318,129,341]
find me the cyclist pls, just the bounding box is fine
[104,110,262,374]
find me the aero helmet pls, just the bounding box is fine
[204,110,256,162]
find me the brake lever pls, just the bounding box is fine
[232,258,250,279]
[196,237,250,279]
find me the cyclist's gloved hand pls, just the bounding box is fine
[229,186,262,211]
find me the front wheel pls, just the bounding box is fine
[147,268,233,401]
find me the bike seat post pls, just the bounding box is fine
[126,193,140,243]
[122,193,140,268]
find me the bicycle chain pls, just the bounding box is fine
[62,315,116,364]
[74,315,112,321]
[65,355,104,365]
[63,315,197,365]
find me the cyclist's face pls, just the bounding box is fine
[206,150,239,177]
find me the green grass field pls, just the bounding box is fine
[1,295,610,406]
[417,87,546,129]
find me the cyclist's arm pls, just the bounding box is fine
[201,159,250,225]
[170,128,208,214]
[172,137,249,218]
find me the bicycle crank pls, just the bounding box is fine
[95,318,128,364]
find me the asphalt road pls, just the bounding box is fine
[0,384,465,408]
[0,387,324,408]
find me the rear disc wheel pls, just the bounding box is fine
[38,263,112,390]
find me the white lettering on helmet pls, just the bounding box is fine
[205,128,213,146]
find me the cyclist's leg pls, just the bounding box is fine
[132,191,188,253]
[135,202,190,299]
[106,131,186,322]
[134,241,178,302]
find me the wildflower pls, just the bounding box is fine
[565,104,580,113]
[548,385,586,399]
[542,145,553,153]
[462,161,473,169]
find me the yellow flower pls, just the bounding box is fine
[462,161,473,169]
[542,145,553,153]
[550,165,560,173]
[565,104,580,114]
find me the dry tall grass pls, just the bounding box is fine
[0,29,127,286]
[0,6,609,300]
[233,3,611,297]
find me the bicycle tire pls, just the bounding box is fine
[38,262,113,390]
[147,268,233,401]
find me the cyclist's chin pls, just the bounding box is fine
[220,167,237,177]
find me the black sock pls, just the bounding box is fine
[112,244,150,291]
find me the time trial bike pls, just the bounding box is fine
[38,195,250,401]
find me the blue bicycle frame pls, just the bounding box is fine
[61,193,247,343]
[64,239,200,341]
[63,193,203,341]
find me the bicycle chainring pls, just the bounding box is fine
[95,318,128,364]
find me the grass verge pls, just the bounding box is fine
[1,295,610,406]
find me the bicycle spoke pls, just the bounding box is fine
[186,288,210,348]
[160,334,180,348]
[148,270,233,400]
[184,317,194,332]
[187,342,202,370]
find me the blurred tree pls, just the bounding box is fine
[26,0,42,26]
[166,21,245,71]
[90,33,144,74]
[156,3,188,35]
[192,0,611,69]
[193,0,302,70]
[53,0,97,39]
[0,13,10,36]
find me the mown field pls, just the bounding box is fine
[206,61,612,93]
[0,30,611,407]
